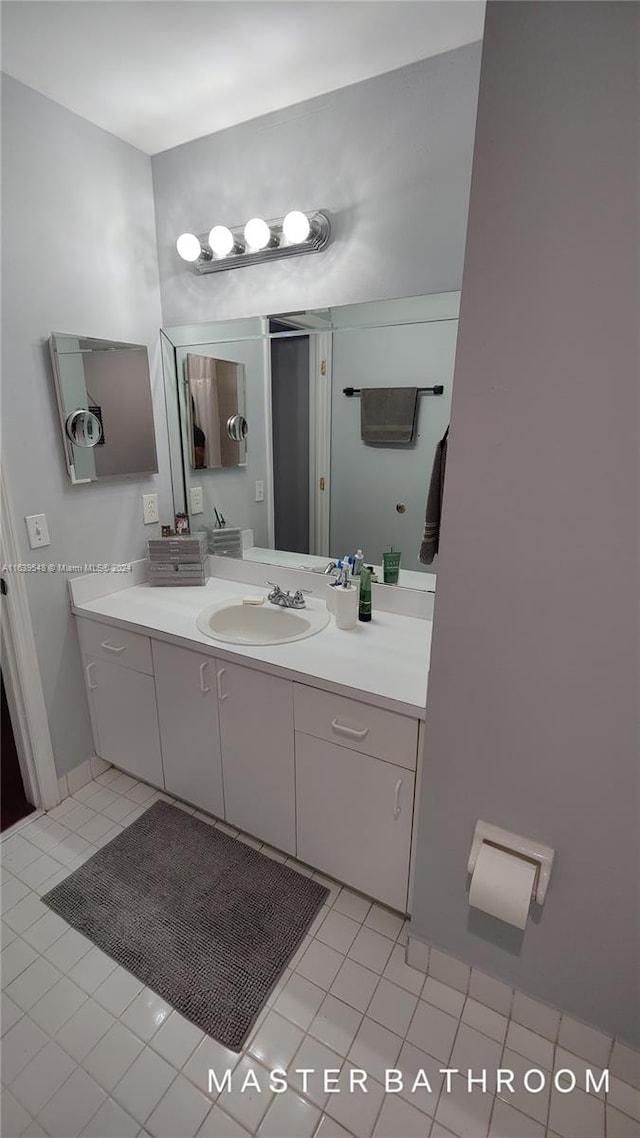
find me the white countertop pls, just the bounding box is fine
[72,576,431,718]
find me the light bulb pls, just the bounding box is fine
[283,210,311,244]
[208,225,234,257]
[176,233,202,262]
[244,217,271,251]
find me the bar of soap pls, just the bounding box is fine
[242,595,265,605]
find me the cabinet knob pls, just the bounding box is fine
[216,668,228,701]
[86,662,97,690]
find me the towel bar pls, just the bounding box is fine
[343,385,444,397]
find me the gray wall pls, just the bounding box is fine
[1,75,171,776]
[411,2,640,1045]
[151,44,482,326]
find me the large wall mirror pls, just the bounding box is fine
[49,333,158,483]
[161,291,459,593]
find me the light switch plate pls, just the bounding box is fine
[255,480,264,503]
[142,493,159,524]
[25,514,50,549]
[190,486,203,514]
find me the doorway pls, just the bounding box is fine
[270,329,310,554]
[269,319,332,558]
[0,467,59,815]
[1,666,36,831]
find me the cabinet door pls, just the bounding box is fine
[296,733,415,911]
[152,640,224,818]
[218,662,295,854]
[85,656,163,786]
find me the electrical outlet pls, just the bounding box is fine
[142,493,159,524]
[190,486,204,514]
[255,480,264,503]
[25,514,50,549]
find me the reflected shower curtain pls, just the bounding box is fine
[186,354,222,468]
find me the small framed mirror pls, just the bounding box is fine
[49,332,158,484]
[185,353,247,469]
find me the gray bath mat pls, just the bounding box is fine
[43,800,328,1049]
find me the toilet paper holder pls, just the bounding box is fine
[468,821,555,906]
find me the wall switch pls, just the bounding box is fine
[142,493,159,524]
[255,480,264,503]
[25,514,50,549]
[190,486,204,514]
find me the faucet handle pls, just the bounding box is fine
[266,581,288,605]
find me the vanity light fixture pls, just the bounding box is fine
[176,209,330,273]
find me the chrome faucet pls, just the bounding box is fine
[266,582,309,609]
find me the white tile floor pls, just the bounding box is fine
[2,769,639,1138]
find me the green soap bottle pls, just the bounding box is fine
[358,566,372,622]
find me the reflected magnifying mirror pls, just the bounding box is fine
[65,409,103,448]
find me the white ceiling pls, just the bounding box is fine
[1,1,485,155]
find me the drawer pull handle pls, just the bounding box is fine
[216,668,228,701]
[199,661,211,694]
[100,641,126,654]
[331,717,368,740]
[86,662,97,690]
[393,778,402,820]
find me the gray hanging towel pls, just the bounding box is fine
[419,427,449,564]
[360,387,419,444]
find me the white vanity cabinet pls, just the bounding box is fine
[76,618,163,787]
[294,686,418,911]
[217,662,296,855]
[152,640,224,818]
[76,611,422,911]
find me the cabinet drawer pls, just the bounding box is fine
[77,617,153,675]
[293,684,418,770]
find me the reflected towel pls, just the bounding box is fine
[419,427,449,564]
[360,387,419,444]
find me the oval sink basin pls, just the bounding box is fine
[197,599,330,646]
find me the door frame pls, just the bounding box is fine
[261,319,276,549]
[308,330,332,556]
[0,467,59,810]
